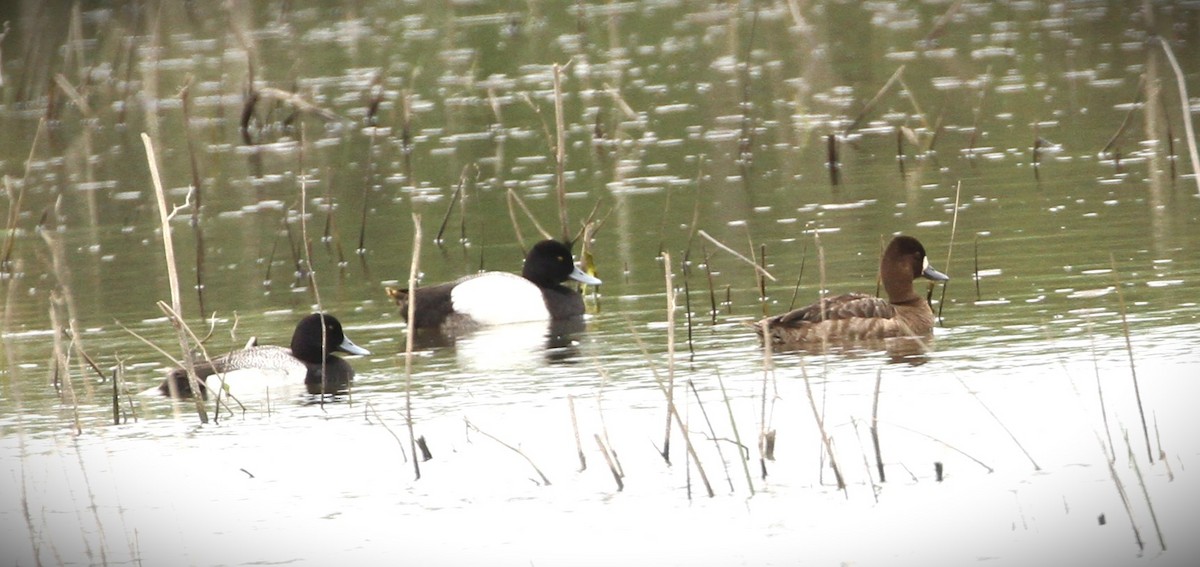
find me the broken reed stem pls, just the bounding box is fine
[1086,318,1116,451]
[870,369,886,483]
[1157,38,1200,197]
[3,118,46,271]
[1110,253,1152,463]
[688,380,735,493]
[661,251,677,463]
[716,370,755,495]
[701,244,718,324]
[697,230,776,282]
[568,394,586,471]
[464,417,551,486]
[356,125,377,263]
[594,434,623,491]
[937,180,962,323]
[142,132,208,423]
[1101,74,1146,156]
[884,421,994,473]
[799,358,845,492]
[593,361,625,478]
[973,236,981,301]
[552,62,570,243]
[405,214,423,480]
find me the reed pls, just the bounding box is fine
[757,317,774,479]
[624,317,714,497]
[465,417,551,486]
[3,118,46,274]
[697,230,776,282]
[826,133,840,186]
[593,362,625,478]
[1101,74,1146,157]
[701,244,718,324]
[405,213,423,480]
[936,180,962,323]
[844,64,906,135]
[1110,253,1152,463]
[661,251,677,463]
[435,165,472,245]
[593,434,623,491]
[715,369,755,494]
[688,379,734,493]
[952,370,1039,470]
[966,66,991,155]
[364,401,409,462]
[799,358,844,491]
[568,394,586,471]
[142,132,208,423]
[870,369,886,482]
[1157,37,1200,196]
[178,75,208,319]
[355,120,379,272]
[1103,432,1144,551]
[552,62,571,243]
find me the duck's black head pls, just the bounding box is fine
[521,240,602,288]
[290,314,370,364]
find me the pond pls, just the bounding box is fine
[2,1,1199,565]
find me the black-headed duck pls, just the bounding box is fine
[754,235,948,344]
[386,239,601,331]
[158,313,370,398]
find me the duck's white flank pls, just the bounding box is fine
[450,272,550,325]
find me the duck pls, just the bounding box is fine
[157,313,370,398]
[386,239,602,331]
[753,235,949,345]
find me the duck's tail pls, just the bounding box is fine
[385,286,411,314]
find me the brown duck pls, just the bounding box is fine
[754,235,948,345]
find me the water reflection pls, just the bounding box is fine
[411,317,588,371]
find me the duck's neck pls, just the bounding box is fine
[881,262,919,305]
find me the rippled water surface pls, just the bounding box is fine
[2,1,1200,565]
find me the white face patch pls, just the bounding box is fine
[922,256,930,272]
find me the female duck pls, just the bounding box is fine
[387,239,602,331]
[158,313,370,398]
[754,235,948,345]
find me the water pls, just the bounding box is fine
[2,1,1199,565]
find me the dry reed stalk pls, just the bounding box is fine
[1103,433,1144,551]
[594,434,623,491]
[688,380,734,493]
[48,292,81,434]
[505,187,553,242]
[697,230,776,282]
[870,369,886,482]
[966,67,991,154]
[179,75,208,319]
[624,318,714,497]
[826,134,840,186]
[435,165,471,245]
[921,0,963,42]
[844,65,906,134]
[896,75,932,134]
[701,244,718,324]
[786,233,810,311]
[973,236,981,301]
[3,118,46,273]
[936,180,962,323]
[552,62,571,243]
[951,370,1039,470]
[885,421,994,473]
[568,394,586,471]
[758,318,774,479]
[364,401,409,462]
[1110,254,1152,463]
[661,251,677,463]
[464,417,551,486]
[715,369,755,494]
[405,214,423,480]
[355,123,378,268]
[1085,318,1116,452]
[1101,74,1146,157]
[142,132,208,422]
[593,362,625,478]
[1157,38,1200,196]
[798,358,844,491]
[1125,423,1165,548]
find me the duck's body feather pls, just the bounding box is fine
[157,314,367,398]
[389,239,599,331]
[754,236,947,346]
